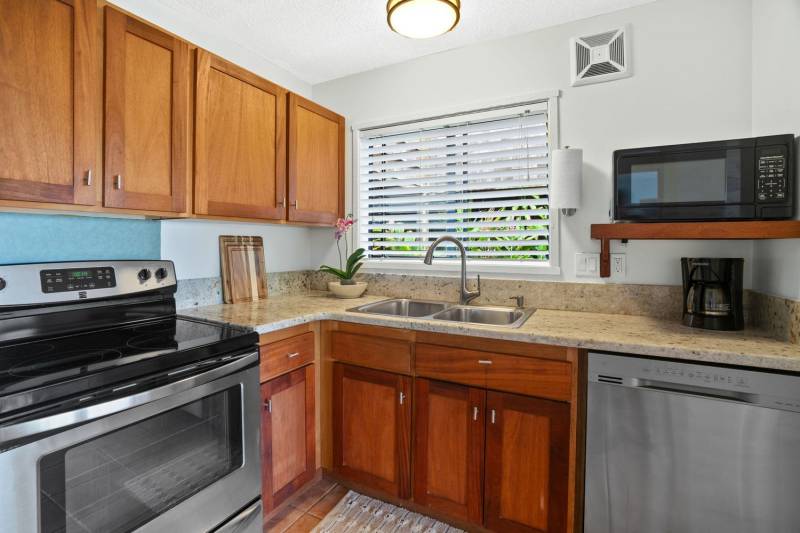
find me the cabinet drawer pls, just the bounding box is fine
[330,331,412,374]
[416,344,572,401]
[260,332,314,382]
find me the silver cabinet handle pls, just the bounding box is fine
[264,399,272,413]
[291,200,298,208]
[473,406,479,421]
[287,352,300,359]
[490,409,496,424]
[278,197,286,207]
[114,174,123,190]
[85,169,93,186]
[478,360,493,365]
[399,392,405,405]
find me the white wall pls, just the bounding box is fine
[750,0,800,300]
[311,0,757,287]
[108,0,329,280]
[160,220,317,280]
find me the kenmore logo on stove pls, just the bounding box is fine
[78,291,87,299]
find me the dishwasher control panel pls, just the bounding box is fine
[588,352,800,413]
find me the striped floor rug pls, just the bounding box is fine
[312,490,465,533]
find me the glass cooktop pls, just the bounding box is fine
[0,316,257,416]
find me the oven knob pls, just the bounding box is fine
[137,268,152,282]
[155,267,168,281]
[0,277,5,291]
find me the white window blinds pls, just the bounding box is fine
[357,100,552,265]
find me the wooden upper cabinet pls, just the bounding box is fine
[103,7,190,213]
[0,0,98,205]
[194,50,287,220]
[414,379,485,525]
[287,94,344,225]
[484,391,571,533]
[333,363,411,499]
[261,364,316,513]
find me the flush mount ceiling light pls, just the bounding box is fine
[387,0,461,39]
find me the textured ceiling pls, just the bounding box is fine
[163,0,656,84]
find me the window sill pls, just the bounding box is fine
[360,260,561,279]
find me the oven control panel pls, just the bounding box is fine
[756,150,788,202]
[40,267,117,293]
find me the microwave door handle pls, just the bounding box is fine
[0,351,257,446]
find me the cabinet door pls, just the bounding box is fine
[287,93,344,225]
[195,50,287,220]
[103,7,190,213]
[333,363,411,499]
[485,391,570,533]
[261,364,316,512]
[414,379,485,524]
[0,0,97,205]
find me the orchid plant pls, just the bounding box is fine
[319,215,365,285]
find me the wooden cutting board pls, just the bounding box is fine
[219,235,268,304]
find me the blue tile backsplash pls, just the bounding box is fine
[0,213,161,264]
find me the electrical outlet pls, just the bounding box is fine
[575,252,601,278]
[610,253,626,280]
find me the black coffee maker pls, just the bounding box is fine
[681,258,744,331]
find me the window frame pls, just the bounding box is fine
[351,90,561,278]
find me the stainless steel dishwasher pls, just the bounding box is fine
[584,352,800,533]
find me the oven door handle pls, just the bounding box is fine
[0,350,258,445]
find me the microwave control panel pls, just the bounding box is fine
[757,148,788,202]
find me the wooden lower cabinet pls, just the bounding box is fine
[261,364,316,512]
[414,379,485,524]
[333,363,412,499]
[484,391,571,533]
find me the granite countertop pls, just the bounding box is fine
[180,292,800,372]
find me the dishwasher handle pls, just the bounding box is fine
[633,378,758,404]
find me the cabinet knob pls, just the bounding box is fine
[490,409,496,424]
[478,359,493,365]
[114,174,123,190]
[85,169,93,186]
[264,399,272,413]
[472,406,479,421]
[287,352,300,359]
[399,392,406,405]
[291,200,298,209]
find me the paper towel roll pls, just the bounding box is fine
[551,148,583,210]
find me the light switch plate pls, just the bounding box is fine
[575,252,601,278]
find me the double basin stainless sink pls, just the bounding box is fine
[348,298,534,328]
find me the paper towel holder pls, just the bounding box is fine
[551,146,583,217]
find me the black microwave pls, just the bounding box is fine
[613,134,795,221]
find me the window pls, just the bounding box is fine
[356,95,558,274]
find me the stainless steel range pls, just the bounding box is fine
[0,260,262,533]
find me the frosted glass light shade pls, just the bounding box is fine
[551,148,583,211]
[387,0,460,39]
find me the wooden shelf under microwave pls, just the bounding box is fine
[591,220,800,277]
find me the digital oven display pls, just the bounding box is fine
[40,267,116,293]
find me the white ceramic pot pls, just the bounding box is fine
[328,281,368,299]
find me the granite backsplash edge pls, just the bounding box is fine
[175,270,799,344]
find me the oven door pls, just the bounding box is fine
[0,351,260,533]
[614,142,756,221]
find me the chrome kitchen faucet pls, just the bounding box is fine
[423,235,481,305]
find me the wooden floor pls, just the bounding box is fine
[263,478,349,532]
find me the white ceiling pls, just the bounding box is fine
[164,0,656,85]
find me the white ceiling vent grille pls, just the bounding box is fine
[570,26,631,86]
